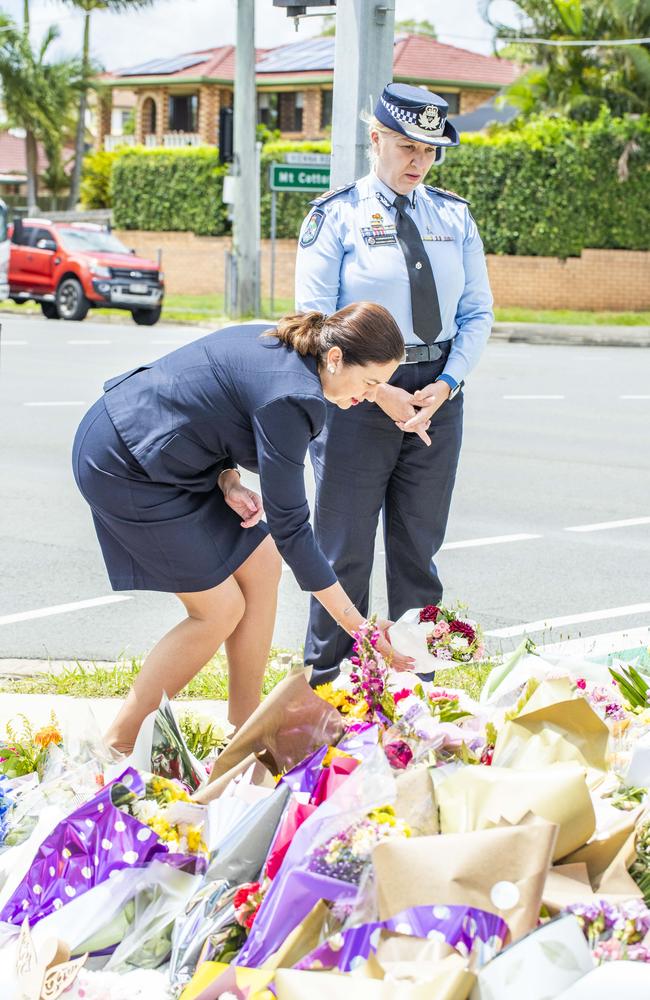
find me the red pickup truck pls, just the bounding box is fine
[9,218,164,325]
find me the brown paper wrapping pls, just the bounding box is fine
[206,668,344,784]
[372,821,557,942]
[273,954,474,1000]
[436,762,595,860]
[561,805,641,883]
[263,900,333,970]
[394,763,439,835]
[492,679,609,772]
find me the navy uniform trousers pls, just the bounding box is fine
[305,346,463,685]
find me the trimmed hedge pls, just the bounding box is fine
[110,147,229,236]
[433,111,650,257]
[90,112,650,256]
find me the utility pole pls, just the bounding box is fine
[330,0,395,187]
[232,0,259,316]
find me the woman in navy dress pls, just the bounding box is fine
[73,303,412,751]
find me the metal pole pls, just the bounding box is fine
[255,140,262,315]
[232,0,259,317]
[330,0,396,187]
[270,185,276,316]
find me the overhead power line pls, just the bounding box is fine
[507,36,650,47]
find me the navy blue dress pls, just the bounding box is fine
[72,324,337,595]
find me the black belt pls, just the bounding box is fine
[402,343,446,365]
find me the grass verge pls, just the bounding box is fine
[0,650,495,703]
[2,297,649,328]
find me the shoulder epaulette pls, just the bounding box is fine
[310,182,357,207]
[424,185,470,206]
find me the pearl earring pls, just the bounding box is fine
[328,364,336,374]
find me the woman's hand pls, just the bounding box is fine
[375,384,419,425]
[397,381,451,446]
[219,470,264,528]
[374,617,416,672]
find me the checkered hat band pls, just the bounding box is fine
[381,96,418,124]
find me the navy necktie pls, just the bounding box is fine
[393,194,442,344]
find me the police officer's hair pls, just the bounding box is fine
[360,111,393,165]
[271,303,404,367]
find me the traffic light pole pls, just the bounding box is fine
[330,0,395,187]
[232,0,260,317]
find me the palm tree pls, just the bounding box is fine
[62,0,156,209]
[481,0,650,119]
[0,16,82,211]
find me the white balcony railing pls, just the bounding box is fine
[104,131,204,151]
[104,134,137,152]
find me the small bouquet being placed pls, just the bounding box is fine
[389,604,485,673]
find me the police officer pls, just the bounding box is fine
[72,304,412,752]
[296,83,494,685]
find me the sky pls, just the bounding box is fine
[2,0,522,71]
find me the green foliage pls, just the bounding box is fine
[433,111,650,256]
[81,147,121,207]
[109,140,333,238]
[112,146,229,235]
[609,662,650,708]
[482,0,650,120]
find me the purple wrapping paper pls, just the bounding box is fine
[0,767,202,927]
[295,904,509,971]
[280,725,379,796]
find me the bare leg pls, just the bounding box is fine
[226,535,282,729]
[104,575,245,753]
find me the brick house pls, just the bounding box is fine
[96,34,520,151]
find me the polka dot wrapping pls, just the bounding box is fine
[0,767,204,927]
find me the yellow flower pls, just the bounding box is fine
[33,725,62,749]
[185,826,206,854]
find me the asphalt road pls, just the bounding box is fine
[1,313,649,662]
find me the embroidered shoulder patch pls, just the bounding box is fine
[300,209,326,248]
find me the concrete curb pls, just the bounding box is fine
[491,321,650,348]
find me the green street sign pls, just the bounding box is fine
[269,163,331,192]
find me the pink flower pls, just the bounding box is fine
[393,689,412,704]
[430,621,450,639]
[384,740,413,770]
[576,678,587,690]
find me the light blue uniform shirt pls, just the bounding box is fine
[295,170,494,386]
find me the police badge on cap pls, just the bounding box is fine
[374,83,460,147]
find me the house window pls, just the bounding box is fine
[321,90,333,129]
[257,92,279,129]
[278,91,304,132]
[437,91,460,115]
[169,94,199,132]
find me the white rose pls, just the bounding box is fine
[449,635,469,652]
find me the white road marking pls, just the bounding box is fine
[486,603,650,639]
[67,339,112,345]
[0,339,28,345]
[441,532,541,550]
[565,516,650,533]
[24,401,87,407]
[0,595,132,627]
[502,394,565,400]
[621,395,650,400]
[542,624,650,657]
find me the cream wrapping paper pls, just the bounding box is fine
[436,762,595,860]
[274,954,474,1000]
[561,801,641,883]
[393,764,439,835]
[491,679,609,772]
[470,914,593,1000]
[372,821,557,942]
[553,961,650,998]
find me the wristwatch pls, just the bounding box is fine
[435,373,464,400]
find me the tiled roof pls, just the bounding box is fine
[0,131,50,177]
[393,34,520,86]
[107,35,520,88]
